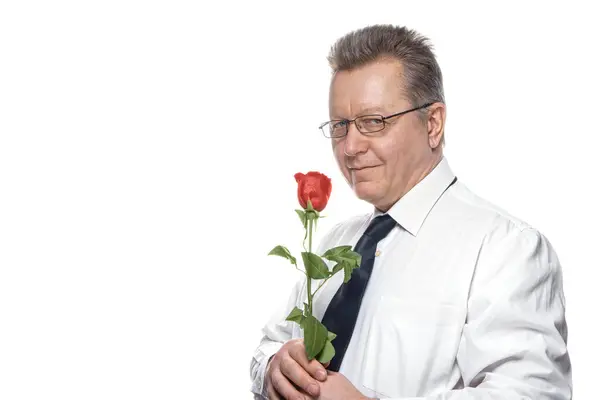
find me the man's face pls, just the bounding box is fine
[329,59,438,211]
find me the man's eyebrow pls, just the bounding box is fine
[357,107,386,115]
[330,106,386,119]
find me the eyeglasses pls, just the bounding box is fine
[318,102,435,138]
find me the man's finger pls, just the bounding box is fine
[270,367,307,400]
[289,345,327,382]
[279,356,320,397]
[266,382,283,400]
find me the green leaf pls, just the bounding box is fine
[285,306,305,326]
[324,247,362,279]
[327,331,337,341]
[303,315,328,360]
[295,209,307,228]
[332,262,344,275]
[302,252,330,279]
[268,245,297,265]
[322,245,353,259]
[345,250,362,264]
[322,247,361,268]
[316,339,335,364]
[343,261,357,283]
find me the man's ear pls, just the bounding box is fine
[427,102,446,149]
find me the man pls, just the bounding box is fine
[250,24,572,400]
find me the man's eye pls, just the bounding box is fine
[332,121,348,129]
[363,118,383,126]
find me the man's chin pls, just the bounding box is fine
[352,181,381,204]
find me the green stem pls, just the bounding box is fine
[313,277,328,297]
[306,218,313,315]
[302,221,309,252]
[293,261,303,274]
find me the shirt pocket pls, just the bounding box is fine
[361,295,465,398]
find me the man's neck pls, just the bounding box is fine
[375,154,444,212]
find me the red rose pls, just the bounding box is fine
[294,171,332,212]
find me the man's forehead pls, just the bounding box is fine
[333,103,386,113]
[328,84,408,114]
[328,102,400,118]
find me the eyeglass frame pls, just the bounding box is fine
[318,102,436,138]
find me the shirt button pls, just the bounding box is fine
[375,250,381,257]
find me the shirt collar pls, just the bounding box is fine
[373,157,456,236]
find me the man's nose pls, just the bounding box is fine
[343,122,367,156]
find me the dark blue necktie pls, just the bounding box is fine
[320,213,397,372]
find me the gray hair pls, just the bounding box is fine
[327,24,445,115]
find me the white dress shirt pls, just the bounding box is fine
[250,157,572,399]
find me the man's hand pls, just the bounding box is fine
[265,338,328,400]
[316,371,371,400]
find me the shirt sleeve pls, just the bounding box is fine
[249,277,306,399]
[391,224,573,399]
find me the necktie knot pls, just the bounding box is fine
[362,214,397,244]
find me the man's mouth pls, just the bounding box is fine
[349,165,378,171]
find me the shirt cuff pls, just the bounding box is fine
[250,341,283,398]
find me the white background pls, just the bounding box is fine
[1,1,598,399]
